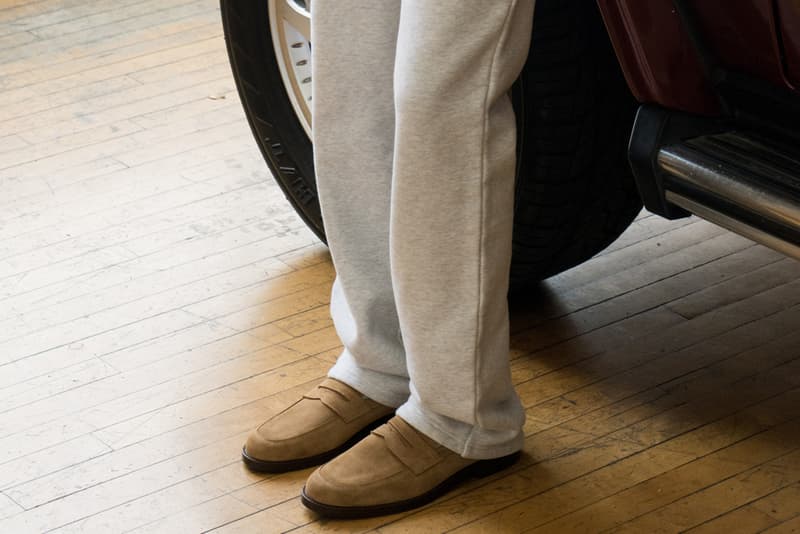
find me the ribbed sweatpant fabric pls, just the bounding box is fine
[311,0,535,459]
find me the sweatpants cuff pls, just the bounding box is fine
[396,398,524,460]
[327,348,410,408]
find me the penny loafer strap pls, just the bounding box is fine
[373,418,442,475]
[304,379,368,423]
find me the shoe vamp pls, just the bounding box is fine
[257,397,340,442]
[314,436,472,507]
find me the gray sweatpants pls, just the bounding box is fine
[311,0,535,459]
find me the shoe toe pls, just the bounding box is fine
[301,430,411,508]
[303,467,344,506]
[241,379,395,472]
[300,417,490,518]
[243,429,282,462]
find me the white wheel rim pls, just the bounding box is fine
[268,0,312,138]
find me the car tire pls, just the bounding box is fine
[220,0,642,291]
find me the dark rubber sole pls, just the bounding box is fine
[300,450,521,519]
[241,414,393,473]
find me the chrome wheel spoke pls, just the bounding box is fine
[276,0,311,42]
[269,0,313,136]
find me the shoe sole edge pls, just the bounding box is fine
[300,450,521,519]
[241,413,393,473]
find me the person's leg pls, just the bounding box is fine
[390,0,534,460]
[241,1,405,471]
[302,0,536,517]
[311,0,410,409]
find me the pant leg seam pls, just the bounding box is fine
[472,0,520,430]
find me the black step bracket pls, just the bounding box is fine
[628,104,728,219]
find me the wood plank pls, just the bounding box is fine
[613,448,800,533]
[0,177,271,297]
[761,515,800,533]
[2,364,329,529]
[371,358,800,533]
[749,483,800,522]
[0,224,314,361]
[126,495,258,534]
[520,412,800,532]
[3,1,799,532]
[0,3,218,71]
[0,257,281,384]
[0,492,23,521]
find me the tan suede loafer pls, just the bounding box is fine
[300,416,520,518]
[242,378,394,472]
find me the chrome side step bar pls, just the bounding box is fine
[665,191,800,259]
[655,131,800,260]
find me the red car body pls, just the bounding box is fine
[595,0,800,260]
[598,0,800,115]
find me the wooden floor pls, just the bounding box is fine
[1,1,799,532]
